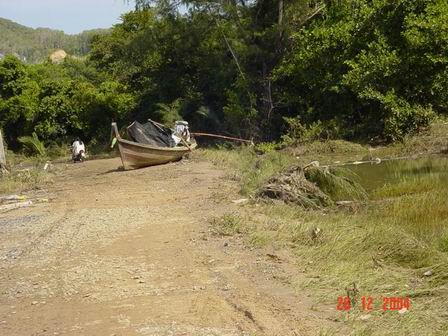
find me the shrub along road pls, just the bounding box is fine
[0,157,339,335]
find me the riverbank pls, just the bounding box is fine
[200,121,448,335]
[2,121,448,335]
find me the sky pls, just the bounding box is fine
[0,0,134,34]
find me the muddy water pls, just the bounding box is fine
[346,155,448,192]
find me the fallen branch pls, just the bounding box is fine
[0,200,33,212]
[0,195,27,203]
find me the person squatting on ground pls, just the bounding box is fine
[72,138,86,162]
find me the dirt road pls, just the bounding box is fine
[0,158,336,335]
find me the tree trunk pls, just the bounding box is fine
[278,0,284,44]
[278,0,284,26]
[0,130,6,169]
[262,62,274,121]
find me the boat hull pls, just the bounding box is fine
[117,138,196,169]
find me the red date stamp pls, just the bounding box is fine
[337,296,411,311]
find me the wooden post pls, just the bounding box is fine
[111,122,128,170]
[0,129,6,169]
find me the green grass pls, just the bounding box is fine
[0,167,53,195]
[305,166,368,202]
[210,212,246,236]
[0,151,58,195]
[200,146,296,195]
[200,127,448,335]
[373,119,448,158]
[241,190,448,334]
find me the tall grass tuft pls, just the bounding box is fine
[0,168,53,194]
[18,132,46,156]
[305,166,368,201]
[210,213,246,236]
[200,146,296,195]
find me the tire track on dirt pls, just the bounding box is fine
[1,199,69,263]
[1,158,339,336]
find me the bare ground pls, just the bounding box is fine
[0,158,339,335]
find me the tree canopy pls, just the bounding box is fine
[0,0,447,151]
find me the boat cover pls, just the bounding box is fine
[127,120,176,148]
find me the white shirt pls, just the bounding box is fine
[72,141,85,156]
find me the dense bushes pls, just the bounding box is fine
[0,55,135,149]
[1,0,447,151]
[276,0,447,141]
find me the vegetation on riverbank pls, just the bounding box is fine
[0,167,53,195]
[1,1,446,333]
[0,150,58,194]
[205,122,448,335]
[1,0,447,153]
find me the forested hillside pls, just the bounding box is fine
[1,0,447,150]
[0,18,108,63]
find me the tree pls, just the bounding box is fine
[275,0,447,141]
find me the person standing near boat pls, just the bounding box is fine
[72,137,86,162]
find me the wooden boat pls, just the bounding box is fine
[111,122,197,170]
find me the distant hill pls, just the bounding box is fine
[0,17,109,63]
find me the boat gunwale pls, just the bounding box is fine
[117,137,197,153]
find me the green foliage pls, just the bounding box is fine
[382,98,434,141]
[275,0,448,141]
[304,167,368,202]
[280,116,307,145]
[254,142,278,154]
[2,0,447,152]
[0,55,135,148]
[0,17,108,63]
[155,99,183,127]
[18,132,46,156]
[281,116,341,145]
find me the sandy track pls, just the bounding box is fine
[0,158,336,335]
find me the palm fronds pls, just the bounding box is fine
[18,132,46,156]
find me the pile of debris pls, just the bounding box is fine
[257,163,367,209]
[257,165,333,209]
[0,195,33,212]
[0,194,50,212]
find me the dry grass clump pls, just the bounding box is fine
[0,168,53,195]
[256,165,367,208]
[256,166,332,208]
[210,213,246,236]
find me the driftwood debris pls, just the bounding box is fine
[257,166,332,208]
[0,194,50,212]
[0,195,27,202]
[0,200,33,212]
[257,162,368,208]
